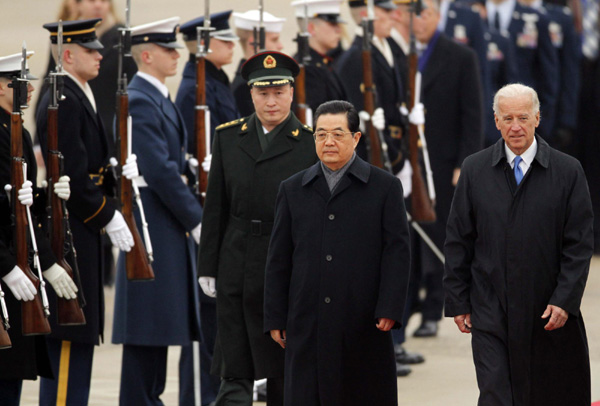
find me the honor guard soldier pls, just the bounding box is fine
[291,0,349,117]
[0,51,77,405]
[198,51,317,406]
[110,17,204,406]
[36,19,138,405]
[231,9,286,117]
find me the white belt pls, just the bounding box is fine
[133,175,188,188]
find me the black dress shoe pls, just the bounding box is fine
[395,346,425,364]
[256,381,267,401]
[413,320,438,337]
[396,362,412,377]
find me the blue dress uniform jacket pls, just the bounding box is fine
[37,76,117,345]
[112,74,203,346]
[444,137,593,405]
[507,3,559,140]
[198,113,318,379]
[264,157,411,406]
[176,56,240,154]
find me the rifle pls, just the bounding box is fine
[9,44,51,335]
[195,0,214,204]
[46,21,86,325]
[407,0,436,223]
[361,0,392,171]
[115,0,155,281]
[294,1,311,125]
[253,0,266,54]
[0,283,11,348]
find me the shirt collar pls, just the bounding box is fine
[504,136,538,167]
[65,70,97,112]
[136,71,169,99]
[487,0,516,32]
[390,28,410,55]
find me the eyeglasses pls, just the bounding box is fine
[313,130,354,142]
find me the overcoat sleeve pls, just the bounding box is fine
[263,183,293,333]
[548,163,593,316]
[197,128,228,278]
[457,50,484,167]
[443,159,476,316]
[129,95,203,231]
[374,177,411,326]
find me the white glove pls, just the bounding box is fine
[2,266,36,301]
[409,103,425,126]
[188,157,199,177]
[198,276,216,298]
[43,263,78,299]
[53,175,71,201]
[10,180,34,207]
[105,211,134,252]
[122,154,139,180]
[202,154,212,173]
[358,108,386,132]
[399,104,409,116]
[396,160,413,198]
[191,223,202,245]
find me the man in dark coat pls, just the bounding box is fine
[110,17,204,406]
[264,100,411,406]
[444,83,593,406]
[36,19,137,405]
[198,51,318,406]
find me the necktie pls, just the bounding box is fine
[583,0,599,60]
[494,11,501,32]
[514,156,523,185]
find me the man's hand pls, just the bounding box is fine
[454,314,472,333]
[270,329,286,349]
[2,266,36,301]
[541,304,568,331]
[43,263,78,299]
[452,168,461,186]
[54,175,71,201]
[376,317,395,331]
[202,155,212,173]
[198,276,216,298]
[105,211,134,252]
[191,223,201,245]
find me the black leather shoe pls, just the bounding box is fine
[396,362,412,377]
[395,346,425,364]
[413,320,438,337]
[256,381,267,401]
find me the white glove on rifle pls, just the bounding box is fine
[122,154,139,180]
[198,276,216,298]
[358,108,386,132]
[43,263,78,299]
[191,223,202,245]
[105,211,134,252]
[396,160,413,198]
[188,157,199,177]
[5,181,34,207]
[53,175,71,201]
[409,103,425,126]
[202,154,212,173]
[2,266,36,301]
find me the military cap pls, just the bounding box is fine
[43,18,103,50]
[292,0,346,24]
[241,51,299,87]
[232,10,286,33]
[348,0,397,9]
[131,17,183,49]
[0,51,36,80]
[180,10,239,42]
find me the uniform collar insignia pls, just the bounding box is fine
[292,128,299,137]
[241,122,248,131]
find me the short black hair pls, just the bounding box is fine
[314,100,360,133]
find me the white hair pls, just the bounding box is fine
[493,83,540,116]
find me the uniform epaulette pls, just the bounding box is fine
[302,124,313,133]
[216,117,245,131]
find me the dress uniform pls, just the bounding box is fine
[110,17,204,405]
[36,19,135,406]
[198,51,318,406]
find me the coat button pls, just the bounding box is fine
[326,255,332,261]
[328,214,335,220]
[324,297,331,304]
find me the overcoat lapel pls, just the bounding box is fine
[237,114,262,161]
[302,162,331,202]
[257,116,301,163]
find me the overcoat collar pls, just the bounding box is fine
[302,155,371,200]
[491,135,550,168]
[129,74,184,134]
[238,112,303,163]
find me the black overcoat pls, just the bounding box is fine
[198,113,318,379]
[264,157,411,406]
[444,136,593,405]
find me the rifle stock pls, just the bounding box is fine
[294,65,308,125]
[361,48,384,169]
[11,113,51,336]
[195,55,208,204]
[0,323,9,348]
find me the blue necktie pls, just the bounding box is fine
[514,156,523,185]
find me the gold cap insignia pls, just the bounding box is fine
[264,55,277,69]
[292,129,299,137]
[144,36,149,42]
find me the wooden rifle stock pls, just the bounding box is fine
[10,113,51,336]
[362,48,384,169]
[47,107,86,325]
[0,322,9,348]
[294,65,308,125]
[407,53,436,223]
[117,94,154,281]
[195,55,208,205]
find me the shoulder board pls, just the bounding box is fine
[216,118,245,131]
[302,124,313,133]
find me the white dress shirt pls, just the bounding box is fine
[505,136,538,176]
[66,71,97,113]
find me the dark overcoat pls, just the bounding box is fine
[264,157,411,406]
[112,74,203,346]
[37,76,117,345]
[0,110,53,380]
[444,136,593,406]
[198,112,317,379]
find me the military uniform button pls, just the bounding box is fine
[326,255,332,261]
[324,297,331,304]
[328,214,335,220]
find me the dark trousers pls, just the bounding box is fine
[0,379,22,406]
[120,344,167,406]
[472,329,513,406]
[39,337,95,406]
[215,377,283,406]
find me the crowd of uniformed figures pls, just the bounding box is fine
[0,0,598,404]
